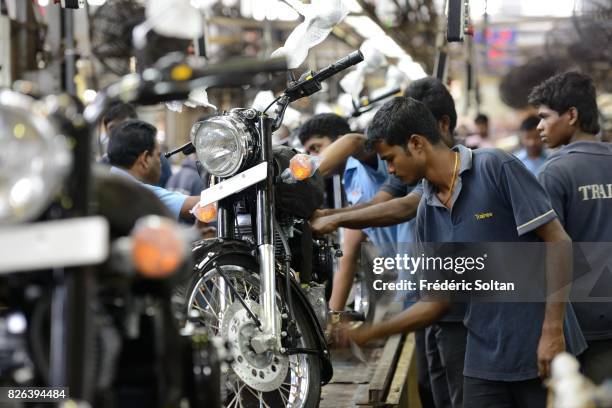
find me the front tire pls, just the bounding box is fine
[185,255,321,408]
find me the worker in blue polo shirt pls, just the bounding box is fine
[107,119,201,221]
[529,71,612,384]
[299,114,415,312]
[334,96,586,408]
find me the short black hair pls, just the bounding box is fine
[297,113,350,145]
[108,119,157,168]
[474,113,489,124]
[367,97,441,147]
[520,115,540,132]
[528,71,600,135]
[406,77,457,132]
[103,102,137,129]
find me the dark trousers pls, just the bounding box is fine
[415,329,437,408]
[426,322,467,408]
[463,376,546,408]
[580,338,612,384]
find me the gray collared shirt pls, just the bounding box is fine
[539,141,612,340]
[414,145,586,381]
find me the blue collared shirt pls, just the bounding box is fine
[109,166,187,220]
[515,148,548,176]
[415,145,586,381]
[343,156,415,253]
[380,174,424,198]
[539,141,612,340]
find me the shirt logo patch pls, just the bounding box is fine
[578,184,612,201]
[475,212,494,220]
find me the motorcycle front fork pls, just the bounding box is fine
[253,115,281,353]
[213,116,281,354]
[252,243,280,354]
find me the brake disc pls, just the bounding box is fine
[220,300,289,392]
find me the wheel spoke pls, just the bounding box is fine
[227,391,239,408]
[188,267,312,408]
[211,276,227,300]
[257,391,271,408]
[244,386,263,404]
[278,387,289,405]
[225,379,240,406]
[195,294,219,320]
[245,280,253,299]
[279,383,292,394]
[196,296,221,320]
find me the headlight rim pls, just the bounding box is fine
[0,89,73,224]
[191,111,257,178]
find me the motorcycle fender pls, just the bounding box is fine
[284,274,334,384]
[191,238,334,385]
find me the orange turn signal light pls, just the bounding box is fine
[131,216,185,279]
[171,64,193,81]
[289,154,313,181]
[193,202,217,223]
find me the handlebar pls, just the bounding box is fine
[137,56,288,105]
[314,51,364,83]
[270,50,364,131]
[165,141,195,159]
[283,50,364,103]
[84,56,288,125]
[350,86,401,117]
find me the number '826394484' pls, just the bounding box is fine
[1,387,68,402]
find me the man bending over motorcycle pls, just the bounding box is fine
[298,113,409,315]
[312,77,467,408]
[107,119,202,222]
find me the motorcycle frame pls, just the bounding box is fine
[214,115,280,351]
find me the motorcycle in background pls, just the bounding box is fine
[0,1,302,406]
[0,71,240,406]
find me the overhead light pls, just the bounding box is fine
[344,16,409,59]
[240,0,299,21]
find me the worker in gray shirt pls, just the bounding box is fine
[333,96,586,408]
[530,71,612,384]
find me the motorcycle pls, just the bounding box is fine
[0,54,279,405]
[168,50,364,407]
[0,90,225,408]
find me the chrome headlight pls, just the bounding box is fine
[0,90,72,224]
[190,112,256,178]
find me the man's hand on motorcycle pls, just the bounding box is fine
[315,208,336,217]
[310,210,339,235]
[329,322,369,348]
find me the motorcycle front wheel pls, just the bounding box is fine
[186,255,322,408]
